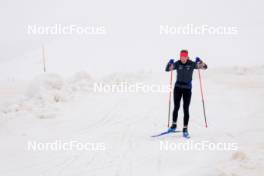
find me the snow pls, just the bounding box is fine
[0,64,263,176]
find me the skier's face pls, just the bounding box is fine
[180,56,188,64]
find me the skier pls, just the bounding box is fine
[165,49,207,138]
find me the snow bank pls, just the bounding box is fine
[1,72,94,119]
[0,70,154,120]
[68,71,94,92]
[26,73,68,103]
[2,66,262,120]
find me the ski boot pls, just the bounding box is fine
[168,123,177,132]
[183,127,190,138]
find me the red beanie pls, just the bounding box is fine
[180,50,188,57]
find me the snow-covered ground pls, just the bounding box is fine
[0,65,263,176]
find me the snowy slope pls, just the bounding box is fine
[0,66,263,176]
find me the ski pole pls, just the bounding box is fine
[197,68,208,128]
[167,65,173,128]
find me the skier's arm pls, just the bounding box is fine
[165,60,178,72]
[195,57,208,70]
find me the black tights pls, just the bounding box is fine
[172,87,192,127]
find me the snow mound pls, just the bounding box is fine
[1,72,94,119]
[26,73,68,103]
[68,71,94,92]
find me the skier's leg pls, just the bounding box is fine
[172,87,182,128]
[182,89,192,128]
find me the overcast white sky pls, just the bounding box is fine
[0,0,263,74]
